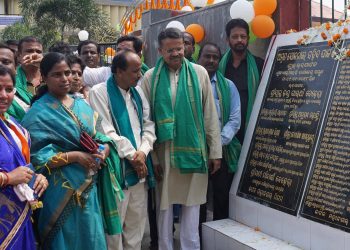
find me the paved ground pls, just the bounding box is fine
[141,219,181,250]
[141,182,214,250]
[141,210,213,250]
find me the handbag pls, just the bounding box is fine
[61,104,99,154]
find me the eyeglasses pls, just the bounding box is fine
[162,47,184,54]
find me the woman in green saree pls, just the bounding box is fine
[22,52,122,249]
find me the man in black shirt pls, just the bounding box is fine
[219,18,264,145]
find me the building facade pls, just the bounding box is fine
[0,0,140,30]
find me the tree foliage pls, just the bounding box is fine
[1,0,118,50]
[1,22,33,41]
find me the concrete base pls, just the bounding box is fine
[202,219,301,250]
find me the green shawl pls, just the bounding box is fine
[150,58,207,173]
[219,50,260,128]
[107,75,156,189]
[6,66,33,121]
[141,62,150,75]
[97,136,124,235]
[216,71,242,173]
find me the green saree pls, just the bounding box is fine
[22,94,123,249]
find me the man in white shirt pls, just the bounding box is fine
[89,50,156,250]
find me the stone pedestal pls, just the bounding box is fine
[202,219,300,250]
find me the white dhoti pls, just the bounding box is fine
[106,182,147,250]
[158,205,200,250]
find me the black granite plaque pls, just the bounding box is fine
[300,40,350,232]
[237,42,338,215]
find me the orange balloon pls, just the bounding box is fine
[251,15,275,38]
[253,0,277,15]
[207,0,214,5]
[185,24,205,43]
[105,47,116,56]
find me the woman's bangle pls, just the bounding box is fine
[3,172,9,186]
[0,173,4,187]
[1,172,9,186]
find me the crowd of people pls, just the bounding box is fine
[0,18,263,250]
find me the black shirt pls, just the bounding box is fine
[224,52,264,144]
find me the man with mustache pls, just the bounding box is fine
[198,43,240,223]
[89,50,156,250]
[78,40,100,69]
[219,18,264,147]
[141,28,222,250]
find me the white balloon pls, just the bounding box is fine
[181,6,193,11]
[78,30,89,41]
[166,21,186,32]
[214,0,226,3]
[191,0,207,7]
[229,0,255,23]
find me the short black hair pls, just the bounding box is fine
[77,40,100,55]
[158,28,184,47]
[0,43,15,54]
[183,32,195,46]
[225,18,249,38]
[0,43,17,65]
[4,40,18,55]
[18,36,42,53]
[5,40,18,47]
[0,64,15,84]
[111,50,136,74]
[49,41,72,55]
[117,35,143,54]
[198,42,222,59]
[66,55,86,72]
[40,52,67,77]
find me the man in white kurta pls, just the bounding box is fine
[141,28,222,250]
[89,51,156,250]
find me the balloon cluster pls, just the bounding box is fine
[104,47,116,64]
[190,0,225,7]
[166,21,205,61]
[229,0,277,41]
[166,22,205,43]
[105,47,116,57]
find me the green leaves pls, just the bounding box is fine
[1,0,118,50]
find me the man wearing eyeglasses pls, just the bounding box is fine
[219,18,264,146]
[141,28,222,250]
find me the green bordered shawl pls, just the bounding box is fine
[150,57,207,173]
[107,75,156,189]
[219,50,260,128]
[141,62,150,75]
[6,66,33,121]
[96,136,124,235]
[215,71,242,173]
